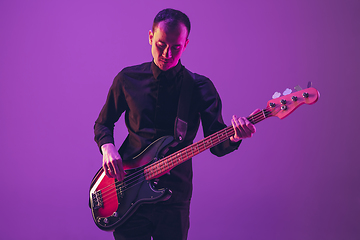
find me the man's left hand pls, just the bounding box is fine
[230,109,260,142]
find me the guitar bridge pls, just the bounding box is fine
[92,190,104,209]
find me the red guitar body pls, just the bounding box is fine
[89,136,173,231]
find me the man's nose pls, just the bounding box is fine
[162,46,172,58]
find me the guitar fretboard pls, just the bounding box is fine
[144,108,271,180]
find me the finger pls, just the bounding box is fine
[111,161,120,181]
[237,117,247,137]
[119,162,126,179]
[231,116,241,140]
[111,159,124,181]
[108,164,117,179]
[240,117,256,137]
[231,115,237,126]
[231,115,238,129]
[248,109,262,123]
[103,161,111,177]
[104,158,117,179]
[250,108,261,115]
[238,117,253,138]
[231,116,237,129]
[243,117,256,133]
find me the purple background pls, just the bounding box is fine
[1,0,359,239]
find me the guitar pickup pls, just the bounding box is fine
[116,181,126,199]
[92,190,104,209]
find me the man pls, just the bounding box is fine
[94,8,256,240]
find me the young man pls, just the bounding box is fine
[94,8,256,240]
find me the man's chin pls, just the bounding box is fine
[156,60,175,71]
[160,66,172,71]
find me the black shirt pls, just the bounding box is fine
[94,60,240,203]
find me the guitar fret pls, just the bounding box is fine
[225,129,229,138]
[190,146,194,157]
[185,149,189,160]
[172,155,176,165]
[177,153,181,163]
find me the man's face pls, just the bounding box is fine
[149,21,189,71]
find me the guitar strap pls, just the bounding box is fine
[174,67,195,143]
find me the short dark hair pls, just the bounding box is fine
[152,8,191,38]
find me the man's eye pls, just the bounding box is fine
[172,46,181,51]
[157,42,165,48]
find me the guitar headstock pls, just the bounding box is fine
[266,87,320,119]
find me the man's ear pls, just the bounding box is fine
[149,30,154,45]
[184,39,189,48]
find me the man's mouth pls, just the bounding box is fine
[160,58,171,63]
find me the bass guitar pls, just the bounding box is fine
[89,86,320,231]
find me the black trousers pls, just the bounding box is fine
[113,202,190,240]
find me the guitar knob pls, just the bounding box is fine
[303,92,309,98]
[112,212,118,217]
[103,218,109,224]
[153,178,160,185]
[281,105,287,110]
[280,99,287,105]
[291,96,298,101]
[269,102,276,108]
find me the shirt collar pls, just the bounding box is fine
[151,60,183,80]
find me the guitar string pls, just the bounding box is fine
[97,108,276,203]
[106,91,311,199]
[98,91,310,202]
[98,115,276,202]
[97,107,277,203]
[96,108,277,203]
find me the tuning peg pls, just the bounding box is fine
[307,81,312,88]
[272,92,281,99]
[294,85,302,92]
[283,88,292,96]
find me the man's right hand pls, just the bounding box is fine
[101,143,126,181]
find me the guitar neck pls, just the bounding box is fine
[144,108,271,180]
